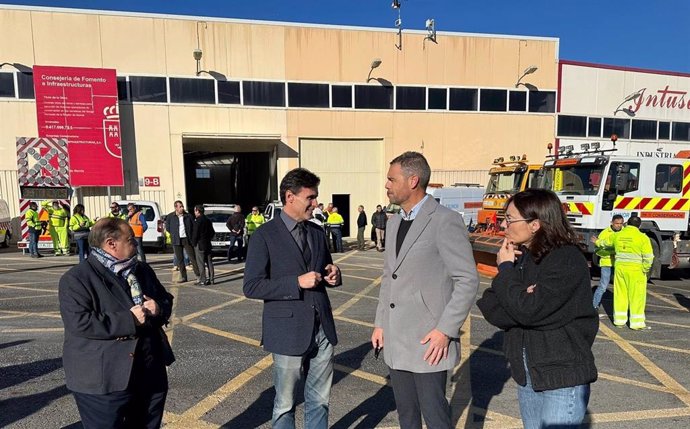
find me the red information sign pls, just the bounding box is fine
[143,176,160,187]
[34,66,124,186]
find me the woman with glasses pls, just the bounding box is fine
[477,189,598,429]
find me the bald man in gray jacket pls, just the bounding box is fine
[372,152,479,429]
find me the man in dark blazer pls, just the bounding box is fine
[165,200,200,283]
[244,168,342,429]
[372,152,479,429]
[59,217,174,429]
[192,204,215,285]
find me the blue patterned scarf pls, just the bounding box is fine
[91,247,143,305]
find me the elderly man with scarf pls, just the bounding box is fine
[59,217,175,429]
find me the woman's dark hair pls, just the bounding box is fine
[73,204,85,215]
[506,189,580,263]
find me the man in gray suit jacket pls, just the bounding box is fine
[244,168,341,429]
[372,152,479,429]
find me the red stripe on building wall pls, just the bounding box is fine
[653,198,669,210]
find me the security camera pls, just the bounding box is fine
[193,48,203,61]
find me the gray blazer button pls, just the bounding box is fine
[390,303,395,309]
[392,274,398,279]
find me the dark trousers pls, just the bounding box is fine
[357,226,366,249]
[226,234,244,261]
[28,227,40,255]
[72,387,167,429]
[330,226,343,253]
[135,236,146,263]
[76,238,90,262]
[389,368,451,429]
[173,238,199,280]
[195,245,214,283]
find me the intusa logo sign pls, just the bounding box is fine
[626,86,690,114]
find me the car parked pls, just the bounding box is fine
[263,201,283,223]
[203,204,239,253]
[112,200,165,249]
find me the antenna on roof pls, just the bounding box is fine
[392,0,403,50]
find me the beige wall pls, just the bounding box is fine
[0,6,558,224]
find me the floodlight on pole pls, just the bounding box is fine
[515,65,538,88]
[367,59,382,82]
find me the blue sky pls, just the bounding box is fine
[3,0,689,73]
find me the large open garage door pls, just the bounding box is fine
[182,135,280,211]
[300,138,385,238]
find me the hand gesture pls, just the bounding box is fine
[130,305,146,326]
[590,235,598,244]
[497,238,521,265]
[421,328,450,365]
[298,271,322,289]
[142,295,160,317]
[371,327,384,350]
[324,264,341,286]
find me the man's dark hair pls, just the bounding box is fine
[194,204,205,214]
[174,200,183,207]
[89,217,129,248]
[627,216,642,227]
[506,189,579,263]
[390,151,431,189]
[612,214,624,222]
[127,203,137,210]
[279,168,320,204]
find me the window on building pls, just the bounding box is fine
[218,81,241,104]
[672,122,690,141]
[129,76,168,103]
[243,81,286,107]
[428,88,447,110]
[557,115,587,137]
[196,168,211,179]
[17,72,34,99]
[449,88,478,111]
[396,86,426,110]
[655,164,682,193]
[354,85,393,109]
[288,82,329,108]
[528,90,556,113]
[169,77,215,104]
[631,119,657,140]
[658,121,670,140]
[331,85,352,108]
[480,89,507,112]
[508,91,527,111]
[116,77,128,101]
[603,117,630,139]
[588,117,602,137]
[0,73,14,97]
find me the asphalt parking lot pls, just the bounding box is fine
[1,244,690,429]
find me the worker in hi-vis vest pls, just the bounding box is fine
[590,214,624,309]
[608,216,654,330]
[25,201,43,258]
[127,202,148,263]
[42,200,70,256]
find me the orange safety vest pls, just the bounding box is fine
[129,211,144,238]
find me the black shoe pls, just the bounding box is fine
[176,278,188,284]
[36,253,44,258]
[30,254,38,258]
[204,279,211,285]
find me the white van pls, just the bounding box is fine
[429,185,485,226]
[113,200,165,249]
[0,198,11,247]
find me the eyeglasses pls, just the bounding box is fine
[504,217,534,226]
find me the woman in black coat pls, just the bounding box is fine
[192,205,216,285]
[476,189,598,429]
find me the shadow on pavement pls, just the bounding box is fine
[0,384,70,427]
[674,293,690,311]
[451,331,511,428]
[0,357,63,391]
[222,342,388,428]
[0,339,32,351]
